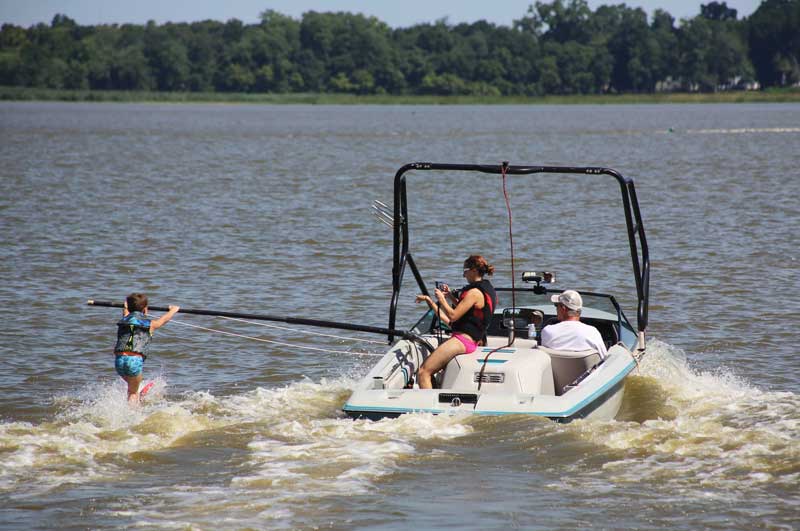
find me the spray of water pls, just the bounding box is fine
[1,339,797,525]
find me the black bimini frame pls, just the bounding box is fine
[387,162,650,342]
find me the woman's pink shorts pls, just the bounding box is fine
[452,333,478,354]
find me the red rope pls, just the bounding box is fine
[501,161,516,312]
[478,161,516,390]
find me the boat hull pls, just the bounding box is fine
[343,340,637,422]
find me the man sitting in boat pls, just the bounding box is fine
[541,290,607,359]
[414,255,498,389]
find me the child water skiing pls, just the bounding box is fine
[114,293,179,404]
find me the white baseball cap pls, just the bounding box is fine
[551,289,583,311]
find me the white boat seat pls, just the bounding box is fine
[537,346,602,395]
[440,349,555,395]
[485,336,537,349]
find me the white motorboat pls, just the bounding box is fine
[343,162,650,422]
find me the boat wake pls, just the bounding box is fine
[685,127,800,134]
[565,339,799,500]
[0,372,473,516]
[0,343,797,526]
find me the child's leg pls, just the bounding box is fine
[124,373,143,404]
[115,354,145,404]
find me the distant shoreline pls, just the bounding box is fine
[2,86,799,105]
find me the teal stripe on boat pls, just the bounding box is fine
[476,359,637,417]
[342,359,638,419]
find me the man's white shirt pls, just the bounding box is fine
[541,320,608,358]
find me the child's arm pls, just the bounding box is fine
[150,305,180,332]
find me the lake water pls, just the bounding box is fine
[1,102,798,530]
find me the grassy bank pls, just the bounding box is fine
[1,85,799,104]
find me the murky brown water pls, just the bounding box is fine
[1,102,798,530]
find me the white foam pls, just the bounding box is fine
[1,372,478,521]
[0,374,230,497]
[8,346,796,525]
[687,127,800,134]
[224,378,474,501]
[573,338,800,493]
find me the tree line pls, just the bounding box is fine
[0,0,798,96]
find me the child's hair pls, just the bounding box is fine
[464,255,495,276]
[126,293,148,312]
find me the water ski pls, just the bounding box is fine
[139,381,155,399]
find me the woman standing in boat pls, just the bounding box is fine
[415,255,497,389]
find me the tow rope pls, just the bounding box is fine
[478,161,516,390]
[167,319,385,357]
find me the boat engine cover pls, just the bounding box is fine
[440,349,555,395]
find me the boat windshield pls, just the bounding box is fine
[495,288,620,316]
[409,286,636,349]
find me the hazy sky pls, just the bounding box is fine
[1,0,763,28]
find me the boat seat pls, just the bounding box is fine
[537,346,602,396]
[582,318,619,348]
[440,348,555,395]
[485,336,537,349]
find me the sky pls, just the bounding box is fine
[0,0,763,29]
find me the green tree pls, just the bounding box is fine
[679,5,753,91]
[144,24,190,90]
[606,7,654,92]
[254,10,301,92]
[535,0,593,44]
[748,0,800,86]
[184,21,224,91]
[701,1,739,21]
[82,27,116,89]
[536,54,561,93]
[0,24,27,85]
[649,10,680,90]
[1,4,794,96]
[679,16,717,90]
[112,45,153,90]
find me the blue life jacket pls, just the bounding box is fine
[114,311,153,359]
